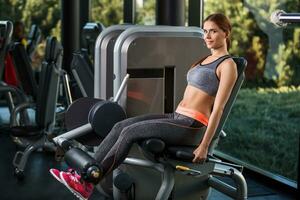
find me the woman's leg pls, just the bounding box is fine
[99,114,204,175]
[55,114,203,200]
[93,113,172,164]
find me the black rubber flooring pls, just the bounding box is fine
[0,132,105,200]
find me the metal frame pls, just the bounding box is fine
[123,156,247,200]
[94,25,133,99]
[113,26,207,110]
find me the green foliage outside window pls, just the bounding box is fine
[91,0,123,27]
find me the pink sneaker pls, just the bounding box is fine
[49,168,80,184]
[60,171,94,200]
[50,168,63,183]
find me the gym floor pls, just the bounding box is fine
[0,108,296,200]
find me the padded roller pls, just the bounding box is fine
[88,101,126,138]
[65,98,126,146]
[64,148,102,184]
[141,138,166,154]
[167,146,195,162]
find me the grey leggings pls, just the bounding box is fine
[94,112,205,175]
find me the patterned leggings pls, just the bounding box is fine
[94,112,205,175]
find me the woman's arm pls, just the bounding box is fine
[193,59,238,163]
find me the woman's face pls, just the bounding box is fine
[203,20,227,50]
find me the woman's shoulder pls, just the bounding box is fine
[218,57,238,77]
[220,57,236,68]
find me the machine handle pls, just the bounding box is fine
[176,165,202,175]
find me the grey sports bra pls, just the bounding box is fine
[187,55,231,97]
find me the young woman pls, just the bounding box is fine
[50,13,237,200]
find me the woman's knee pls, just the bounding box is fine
[119,124,145,143]
[111,120,126,132]
[119,126,131,138]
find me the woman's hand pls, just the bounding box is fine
[192,144,208,163]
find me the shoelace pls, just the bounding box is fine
[69,173,80,183]
[67,168,76,174]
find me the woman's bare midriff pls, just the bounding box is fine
[177,85,215,118]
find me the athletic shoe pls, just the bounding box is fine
[60,171,94,200]
[49,168,80,184]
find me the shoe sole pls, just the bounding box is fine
[60,172,88,200]
[49,170,63,183]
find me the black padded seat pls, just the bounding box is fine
[9,37,62,138]
[65,97,103,146]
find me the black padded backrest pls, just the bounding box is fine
[36,36,63,129]
[0,21,13,79]
[26,24,41,59]
[213,57,247,139]
[11,42,38,98]
[44,36,63,66]
[71,51,94,97]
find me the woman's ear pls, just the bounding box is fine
[225,32,230,38]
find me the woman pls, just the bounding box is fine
[50,13,237,200]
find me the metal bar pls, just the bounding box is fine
[72,69,88,97]
[52,123,92,145]
[61,0,81,72]
[155,165,175,200]
[188,0,204,27]
[124,157,164,172]
[208,176,238,198]
[113,73,129,102]
[80,0,90,48]
[210,164,247,199]
[156,0,185,26]
[63,73,73,104]
[123,0,136,24]
[279,15,300,22]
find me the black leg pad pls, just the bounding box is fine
[64,148,102,184]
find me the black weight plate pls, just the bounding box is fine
[65,97,102,131]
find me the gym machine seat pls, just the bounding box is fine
[5,37,63,178]
[128,57,248,200]
[60,57,247,200]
